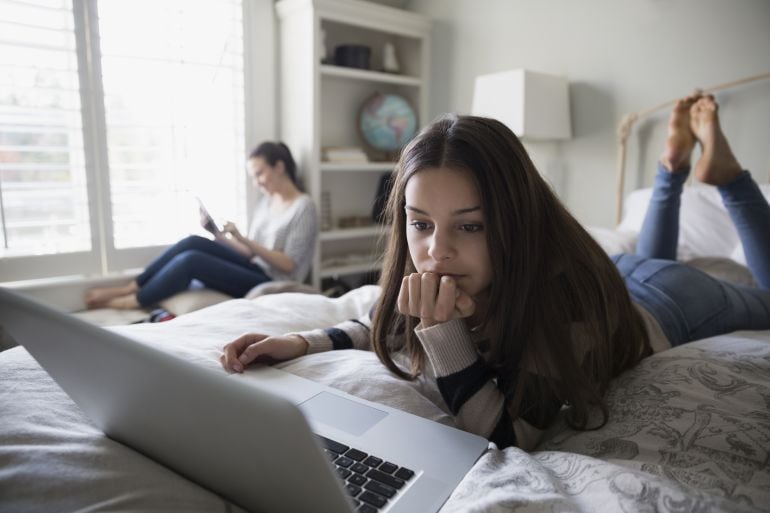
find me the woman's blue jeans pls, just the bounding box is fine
[135,235,271,306]
[613,166,770,346]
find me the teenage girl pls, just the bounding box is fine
[85,142,318,310]
[221,96,770,450]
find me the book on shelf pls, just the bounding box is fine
[322,146,369,163]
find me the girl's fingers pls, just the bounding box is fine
[220,334,308,373]
[407,273,422,318]
[419,272,439,318]
[397,276,410,315]
[237,340,264,365]
[221,335,247,372]
[221,333,267,373]
[454,288,476,318]
[398,272,474,324]
[434,276,457,322]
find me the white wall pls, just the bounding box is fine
[406,0,770,227]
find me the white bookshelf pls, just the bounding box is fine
[276,0,431,288]
[319,260,381,279]
[319,162,395,172]
[320,64,422,85]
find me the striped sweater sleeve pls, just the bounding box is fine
[290,311,373,353]
[415,319,561,451]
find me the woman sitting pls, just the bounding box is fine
[85,142,318,310]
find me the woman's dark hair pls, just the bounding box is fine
[249,142,300,188]
[371,114,651,431]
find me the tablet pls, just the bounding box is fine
[196,197,222,234]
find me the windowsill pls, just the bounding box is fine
[1,270,143,313]
[2,269,142,291]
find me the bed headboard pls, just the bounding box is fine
[614,72,770,224]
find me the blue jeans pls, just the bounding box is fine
[135,235,271,306]
[614,166,770,347]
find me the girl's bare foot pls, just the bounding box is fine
[84,281,139,309]
[690,95,743,186]
[660,93,700,172]
[103,293,141,310]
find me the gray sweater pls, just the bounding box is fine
[247,193,317,282]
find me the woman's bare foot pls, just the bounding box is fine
[85,281,139,309]
[690,95,743,186]
[660,93,701,172]
[103,293,141,310]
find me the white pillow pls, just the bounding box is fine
[159,289,233,316]
[617,183,770,264]
[585,226,637,255]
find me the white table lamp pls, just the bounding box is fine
[471,69,571,140]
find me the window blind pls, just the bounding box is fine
[98,0,246,249]
[0,0,91,257]
[0,0,249,284]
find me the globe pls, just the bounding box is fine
[359,93,417,153]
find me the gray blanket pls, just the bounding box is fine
[1,287,768,512]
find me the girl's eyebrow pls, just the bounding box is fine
[405,205,481,216]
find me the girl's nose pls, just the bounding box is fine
[427,230,454,261]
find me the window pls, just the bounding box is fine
[0,0,91,258]
[0,0,252,283]
[99,0,246,250]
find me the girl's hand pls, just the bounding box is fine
[219,333,309,373]
[397,273,476,328]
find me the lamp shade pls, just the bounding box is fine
[471,69,571,140]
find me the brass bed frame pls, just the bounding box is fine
[614,71,770,224]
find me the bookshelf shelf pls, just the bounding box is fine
[277,0,430,288]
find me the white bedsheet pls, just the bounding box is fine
[1,287,769,513]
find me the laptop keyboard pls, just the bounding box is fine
[319,436,416,512]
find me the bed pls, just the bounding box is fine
[2,190,770,513]
[1,288,769,513]
[3,94,770,513]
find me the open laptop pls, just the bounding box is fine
[0,287,488,513]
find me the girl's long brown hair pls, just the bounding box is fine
[372,114,651,429]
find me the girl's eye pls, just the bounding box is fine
[409,221,431,231]
[460,223,484,233]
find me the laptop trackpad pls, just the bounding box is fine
[300,392,388,436]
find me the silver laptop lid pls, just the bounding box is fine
[0,287,354,513]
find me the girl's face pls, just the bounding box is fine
[404,166,493,299]
[246,156,279,193]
